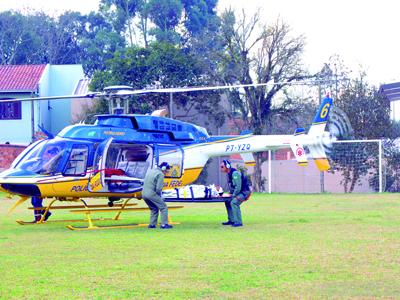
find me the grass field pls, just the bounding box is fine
[1,192,400,299]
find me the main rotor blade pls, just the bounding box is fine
[116,82,273,95]
[0,79,324,102]
[108,79,321,96]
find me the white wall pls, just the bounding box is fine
[0,93,34,145]
[47,65,84,135]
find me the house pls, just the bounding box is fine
[380,82,400,121]
[0,64,86,145]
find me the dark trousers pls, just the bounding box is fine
[225,191,251,225]
[143,195,168,226]
[31,196,43,221]
[31,196,51,221]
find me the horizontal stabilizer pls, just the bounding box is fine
[294,127,306,135]
[290,138,308,167]
[240,153,256,167]
[240,130,253,135]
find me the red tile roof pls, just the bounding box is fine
[0,65,47,92]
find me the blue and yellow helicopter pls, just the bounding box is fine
[0,84,333,230]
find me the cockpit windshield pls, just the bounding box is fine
[14,140,67,175]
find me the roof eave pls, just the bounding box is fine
[0,90,38,94]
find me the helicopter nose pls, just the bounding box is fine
[0,184,41,197]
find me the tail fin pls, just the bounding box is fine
[308,97,333,137]
[308,97,333,171]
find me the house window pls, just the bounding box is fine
[0,99,21,120]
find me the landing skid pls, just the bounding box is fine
[66,206,182,230]
[66,221,180,231]
[16,217,116,225]
[18,197,137,226]
[18,196,183,230]
[66,223,146,231]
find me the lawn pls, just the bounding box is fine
[0,192,400,299]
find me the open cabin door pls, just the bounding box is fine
[88,139,153,194]
[88,138,113,193]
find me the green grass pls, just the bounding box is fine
[1,193,400,299]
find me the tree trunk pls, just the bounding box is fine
[349,169,359,193]
[343,169,350,193]
[253,153,264,192]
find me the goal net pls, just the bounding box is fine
[261,140,385,193]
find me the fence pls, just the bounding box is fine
[261,140,387,193]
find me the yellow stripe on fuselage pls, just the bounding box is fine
[36,167,204,198]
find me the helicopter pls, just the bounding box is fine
[0,83,333,229]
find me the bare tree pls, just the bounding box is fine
[220,9,310,191]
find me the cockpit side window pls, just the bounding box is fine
[15,140,66,175]
[63,145,89,176]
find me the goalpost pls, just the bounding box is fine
[265,139,384,193]
[329,140,383,193]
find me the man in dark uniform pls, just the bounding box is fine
[31,196,51,223]
[142,162,173,229]
[220,159,251,227]
[31,146,59,222]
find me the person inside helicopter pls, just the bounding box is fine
[18,141,65,175]
[41,146,62,173]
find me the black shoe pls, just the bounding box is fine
[148,224,156,229]
[222,221,234,225]
[43,211,52,221]
[160,224,173,229]
[231,223,243,227]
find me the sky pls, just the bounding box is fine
[0,0,399,86]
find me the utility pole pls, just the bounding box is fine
[169,92,173,118]
[318,82,325,193]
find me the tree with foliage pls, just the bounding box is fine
[90,41,224,124]
[0,11,47,64]
[0,9,126,75]
[99,0,143,46]
[181,0,219,36]
[79,12,126,76]
[146,0,183,44]
[218,9,310,191]
[91,0,225,126]
[0,10,87,65]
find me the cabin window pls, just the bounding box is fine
[63,145,89,176]
[102,143,152,193]
[112,144,151,179]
